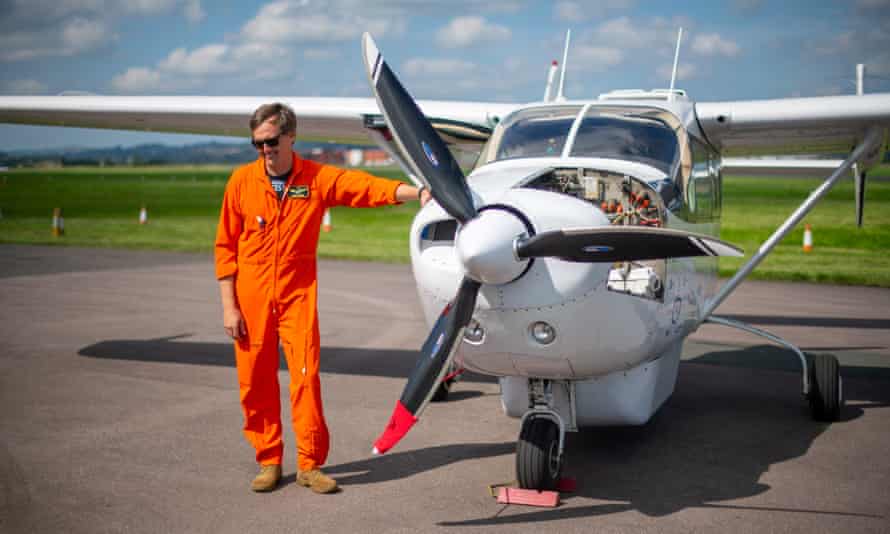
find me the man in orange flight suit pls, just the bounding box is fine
[215,103,429,493]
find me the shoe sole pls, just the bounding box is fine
[297,480,338,494]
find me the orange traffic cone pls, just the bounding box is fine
[803,223,813,253]
[52,207,64,237]
[322,209,332,232]
[139,205,148,225]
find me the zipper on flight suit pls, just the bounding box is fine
[270,166,298,318]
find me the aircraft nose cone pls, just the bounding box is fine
[455,209,530,285]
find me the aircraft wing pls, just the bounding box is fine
[0,95,517,146]
[696,93,890,164]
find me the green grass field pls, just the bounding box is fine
[1,165,889,286]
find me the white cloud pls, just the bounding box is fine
[159,44,236,76]
[0,0,204,62]
[110,39,294,93]
[1,79,50,95]
[555,2,584,22]
[119,0,205,22]
[554,0,634,21]
[241,1,393,43]
[111,67,162,92]
[303,48,341,61]
[61,17,110,53]
[0,16,114,60]
[565,15,683,73]
[657,62,697,81]
[402,58,477,76]
[573,45,623,71]
[691,33,740,57]
[435,16,511,48]
[183,0,206,23]
[595,16,664,49]
[122,0,180,15]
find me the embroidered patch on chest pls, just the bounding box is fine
[286,185,310,199]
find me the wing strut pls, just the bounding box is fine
[699,126,884,323]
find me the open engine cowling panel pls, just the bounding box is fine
[521,167,667,301]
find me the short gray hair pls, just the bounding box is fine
[250,102,297,136]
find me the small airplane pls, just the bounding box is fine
[2,31,889,491]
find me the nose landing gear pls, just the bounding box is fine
[515,378,570,490]
[517,416,563,490]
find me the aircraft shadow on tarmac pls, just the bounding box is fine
[438,354,889,526]
[322,442,517,485]
[438,362,888,526]
[78,337,889,523]
[77,335,496,385]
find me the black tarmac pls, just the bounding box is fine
[1,244,888,533]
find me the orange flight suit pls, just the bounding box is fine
[215,153,403,471]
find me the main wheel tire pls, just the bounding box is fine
[516,418,561,491]
[808,353,842,422]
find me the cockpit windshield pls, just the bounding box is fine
[486,106,582,162]
[477,105,681,175]
[569,111,678,174]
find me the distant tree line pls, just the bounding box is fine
[0,141,368,168]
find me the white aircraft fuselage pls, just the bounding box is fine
[409,96,721,426]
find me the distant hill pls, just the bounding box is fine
[0,140,367,167]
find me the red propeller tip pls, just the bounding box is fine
[373,400,418,454]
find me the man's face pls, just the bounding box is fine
[252,118,295,173]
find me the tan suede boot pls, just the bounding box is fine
[296,469,339,494]
[251,464,282,492]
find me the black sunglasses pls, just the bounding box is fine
[251,134,281,149]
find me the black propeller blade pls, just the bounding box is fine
[516,226,744,263]
[373,277,481,454]
[362,33,483,454]
[362,33,476,223]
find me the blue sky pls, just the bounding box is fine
[1,0,888,150]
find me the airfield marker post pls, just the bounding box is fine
[322,209,331,232]
[52,207,64,237]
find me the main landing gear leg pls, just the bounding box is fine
[705,315,843,421]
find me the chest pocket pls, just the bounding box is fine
[238,188,276,263]
[277,185,324,256]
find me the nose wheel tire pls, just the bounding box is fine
[517,417,562,491]
[808,352,842,422]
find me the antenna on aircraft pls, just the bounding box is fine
[556,29,571,102]
[668,27,683,102]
